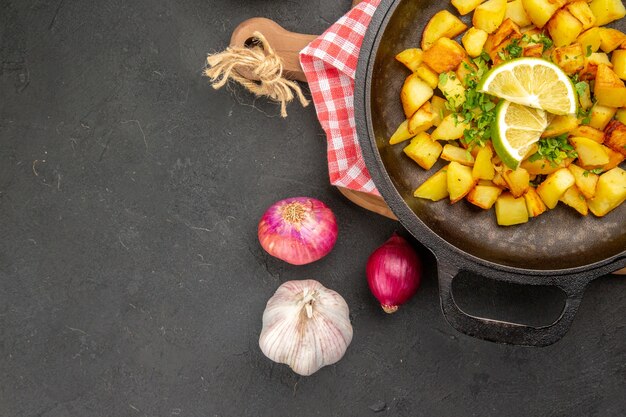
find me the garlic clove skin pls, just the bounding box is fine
[259,280,353,376]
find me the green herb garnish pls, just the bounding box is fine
[583,168,604,177]
[451,55,497,149]
[439,72,448,87]
[575,81,588,98]
[578,106,592,125]
[528,134,578,166]
[538,34,553,51]
[498,38,524,61]
[521,33,553,51]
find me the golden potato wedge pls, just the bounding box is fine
[568,163,599,199]
[579,51,612,80]
[610,49,626,79]
[587,167,626,216]
[492,169,509,189]
[438,72,466,108]
[588,102,617,130]
[521,0,565,28]
[401,73,434,118]
[415,64,440,89]
[569,136,611,166]
[473,145,496,180]
[523,43,545,58]
[551,43,586,75]
[430,95,450,127]
[431,114,469,141]
[441,144,475,166]
[447,161,477,203]
[395,48,424,72]
[408,101,436,135]
[467,184,503,209]
[559,185,589,215]
[569,125,605,143]
[603,146,626,170]
[524,187,548,217]
[421,10,468,50]
[505,0,533,27]
[547,9,584,47]
[537,167,576,209]
[588,0,626,26]
[576,27,603,53]
[491,18,523,49]
[616,108,626,125]
[566,1,596,30]
[604,119,626,157]
[403,132,443,170]
[414,166,449,201]
[594,85,626,108]
[452,0,485,16]
[389,119,414,145]
[542,115,580,138]
[495,192,529,225]
[588,52,612,66]
[462,28,489,58]
[594,64,626,108]
[502,167,531,197]
[474,0,507,34]
[599,28,626,53]
[520,157,574,175]
[422,38,468,73]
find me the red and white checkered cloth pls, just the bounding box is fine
[300,0,382,196]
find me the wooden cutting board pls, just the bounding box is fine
[227,1,626,275]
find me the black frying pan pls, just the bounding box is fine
[355,0,626,346]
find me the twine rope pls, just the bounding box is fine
[204,32,309,117]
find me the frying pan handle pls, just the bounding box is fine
[437,262,584,346]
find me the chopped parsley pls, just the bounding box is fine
[586,45,593,57]
[498,38,523,61]
[538,34,554,51]
[583,168,604,177]
[451,54,497,149]
[571,76,593,123]
[578,106,592,125]
[439,72,448,86]
[521,33,553,52]
[528,134,578,166]
[575,81,589,98]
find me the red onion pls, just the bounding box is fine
[366,233,421,313]
[258,197,338,265]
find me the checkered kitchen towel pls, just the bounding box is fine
[300,0,382,195]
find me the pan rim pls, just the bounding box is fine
[354,0,626,280]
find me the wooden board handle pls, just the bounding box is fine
[230,18,316,82]
[337,187,397,220]
[229,1,365,82]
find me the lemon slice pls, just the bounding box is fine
[492,100,548,169]
[478,58,577,116]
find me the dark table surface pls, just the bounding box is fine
[1,1,625,416]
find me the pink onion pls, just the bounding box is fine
[258,197,338,265]
[366,233,421,313]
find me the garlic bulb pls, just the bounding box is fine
[259,279,353,376]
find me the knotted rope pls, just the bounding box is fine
[204,32,309,117]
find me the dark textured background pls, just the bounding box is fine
[1,1,625,416]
